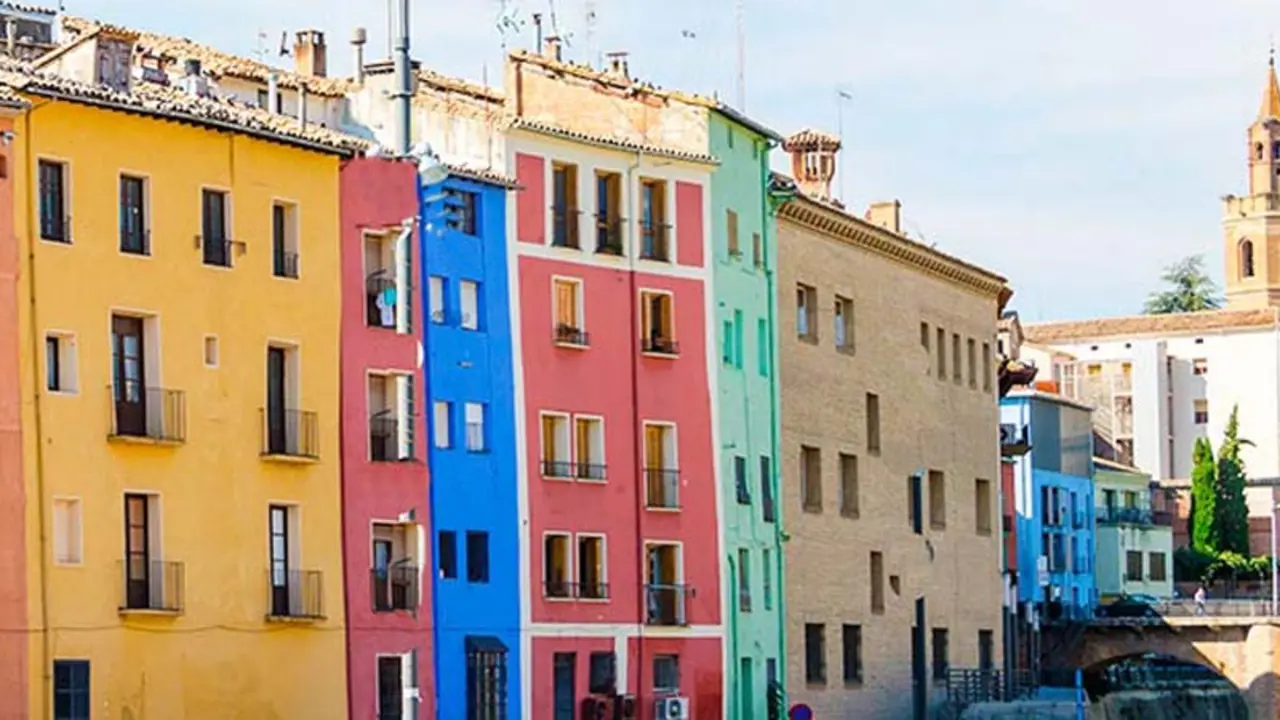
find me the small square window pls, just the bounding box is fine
[44,333,77,393]
[52,497,82,565]
[466,531,489,583]
[438,531,457,579]
[203,335,219,367]
[433,401,452,448]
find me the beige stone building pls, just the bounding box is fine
[775,130,1010,718]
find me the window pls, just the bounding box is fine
[936,327,947,379]
[796,284,817,341]
[979,630,994,672]
[734,456,750,504]
[38,159,68,242]
[201,188,231,267]
[921,322,930,351]
[376,656,411,720]
[368,373,415,462]
[460,280,479,330]
[429,276,446,324]
[967,338,977,388]
[739,657,754,720]
[553,277,585,345]
[866,393,881,454]
[643,423,679,509]
[52,497,82,565]
[1241,239,1256,278]
[552,653,575,720]
[268,504,306,618]
[438,531,457,579]
[466,531,489,583]
[931,628,949,681]
[464,402,486,452]
[1150,551,1167,581]
[543,533,571,598]
[909,474,922,533]
[752,232,762,267]
[756,318,769,376]
[203,336,219,367]
[722,319,735,365]
[639,179,669,261]
[111,316,173,442]
[53,659,89,720]
[445,188,478,236]
[982,342,992,391]
[927,470,946,530]
[870,551,885,614]
[119,174,148,254]
[272,202,299,278]
[551,163,579,248]
[839,453,859,518]
[366,231,410,331]
[653,654,680,694]
[372,524,419,612]
[433,401,451,448]
[760,455,776,523]
[952,333,962,384]
[975,479,992,535]
[44,333,76,392]
[594,171,623,254]
[726,209,740,257]
[833,296,853,352]
[842,624,862,684]
[762,548,773,610]
[1126,550,1143,581]
[1193,358,1208,375]
[577,535,606,599]
[588,651,617,694]
[737,548,751,612]
[640,290,677,354]
[540,412,571,478]
[464,639,507,720]
[732,310,744,368]
[804,623,826,685]
[574,416,606,480]
[801,445,822,512]
[1194,399,1209,425]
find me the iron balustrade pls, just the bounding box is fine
[644,583,688,626]
[261,408,320,459]
[541,458,574,478]
[639,221,671,261]
[366,270,398,328]
[198,235,234,267]
[1100,664,1233,692]
[644,468,680,509]
[1096,506,1162,526]
[370,412,414,462]
[595,214,624,255]
[577,580,609,600]
[370,565,419,612]
[274,250,300,279]
[544,579,574,599]
[118,559,184,612]
[576,462,607,481]
[266,568,325,619]
[641,336,680,356]
[944,668,1038,714]
[108,385,186,443]
[762,493,777,523]
[554,323,590,347]
[551,205,581,248]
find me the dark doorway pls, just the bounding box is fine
[111,315,146,436]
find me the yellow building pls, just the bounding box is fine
[5,26,360,719]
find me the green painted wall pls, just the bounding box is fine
[708,110,785,719]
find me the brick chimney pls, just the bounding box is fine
[866,200,901,234]
[293,29,327,78]
[783,129,840,201]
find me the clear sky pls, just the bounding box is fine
[66,0,1280,321]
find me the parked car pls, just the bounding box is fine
[1099,593,1161,618]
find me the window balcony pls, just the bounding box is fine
[595,214,624,255]
[274,250,300,279]
[370,411,415,462]
[197,235,238,268]
[644,583,688,626]
[261,408,320,460]
[554,323,589,347]
[366,270,405,329]
[1097,506,1165,526]
[641,336,680,356]
[541,459,608,481]
[371,565,419,612]
[544,579,574,600]
[576,462,607,481]
[762,494,777,523]
[107,385,186,445]
[266,568,325,620]
[117,559,184,614]
[639,221,671,262]
[644,468,680,510]
[551,205,581,249]
[577,580,609,601]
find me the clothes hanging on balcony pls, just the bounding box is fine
[376,286,397,326]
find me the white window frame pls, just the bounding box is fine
[432,400,451,449]
[574,532,609,603]
[542,531,574,601]
[573,414,606,483]
[52,495,83,565]
[464,402,486,452]
[539,410,572,480]
[428,276,446,324]
[459,280,479,331]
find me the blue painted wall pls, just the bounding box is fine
[1001,394,1097,620]
[421,175,521,719]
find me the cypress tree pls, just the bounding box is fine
[1190,436,1218,553]
[1216,406,1252,555]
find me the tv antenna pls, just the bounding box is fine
[584,0,598,66]
[495,0,524,53]
[251,29,270,63]
[546,0,573,49]
[734,0,745,109]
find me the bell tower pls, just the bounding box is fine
[1222,51,1280,309]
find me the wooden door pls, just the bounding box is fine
[124,494,149,608]
[111,315,146,436]
[266,348,286,453]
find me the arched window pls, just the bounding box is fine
[1256,142,1265,161]
[1241,239,1255,278]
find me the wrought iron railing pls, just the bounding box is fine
[641,336,680,355]
[371,565,419,612]
[554,323,589,347]
[266,568,324,619]
[108,385,186,443]
[551,205,581,249]
[644,583,688,626]
[274,250,300,279]
[118,559,184,612]
[370,412,414,462]
[595,214,624,255]
[644,468,680,509]
[261,408,320,459]
[640,221,671,261]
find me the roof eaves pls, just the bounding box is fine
[508,117,719,166]
[444,163,520,190]
[712,103,782,143]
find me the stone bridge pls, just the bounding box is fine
[1055,616,1280,719]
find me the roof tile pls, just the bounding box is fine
[1023,308,1279,344]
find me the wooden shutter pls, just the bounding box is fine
[645,425,664,470]
[555,281,576,327]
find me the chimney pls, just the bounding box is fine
[298,83,309,126]
[4,18,14,57]
[543,35,562,61]
[351,27,367,84]
[178,58,209,98]
[293,29,327,78]
[605,51,629,78]
[866,200,902,234]
[533,13,543,53]
[782,129,841,201]
[267,72,279,113]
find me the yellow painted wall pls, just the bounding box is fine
[14,99,348,719]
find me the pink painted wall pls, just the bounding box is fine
[674,181,703,268]
[516,153,545,244]
[338,157,433,720]
[0,114,25,716]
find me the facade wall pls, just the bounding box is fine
[778,209,1004,719]
[707,112,784,719]
[1093,467,1172,600]
[338,157,433,719]
[0,110,24,716]
[16,101,347,718]
[423,175,521,720]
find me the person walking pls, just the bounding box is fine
[1194,584,1207,616]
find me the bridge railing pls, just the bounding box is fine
[1101,664,1234,691]
[1158,599,1276,617]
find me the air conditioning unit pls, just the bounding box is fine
[654,696,689,720]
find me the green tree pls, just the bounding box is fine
[1215,406,1252,555]
[1190,436,1218,553]
[1143,255,1222,314]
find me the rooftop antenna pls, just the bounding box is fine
[734,0,745,109]
[837,88,852,202]
[252,29,270,63]
[584,0,598,67]
[496,0,524,54]
[546,0,573,51]
[278,30,290,58]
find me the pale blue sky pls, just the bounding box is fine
[65,0,1280,320]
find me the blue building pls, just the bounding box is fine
[421,171,521,719]
[1001,390,1097,621]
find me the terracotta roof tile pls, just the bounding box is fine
[443,161,518,189]
[61,15,355,97]
[1023,308,1279,344]
[0,1,55,15]
[507,116,718,166]
[508,49,719,109]
[784,128,841,150]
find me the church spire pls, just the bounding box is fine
[1260,44,1280,121]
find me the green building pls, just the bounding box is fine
[708,105,786,719]
[1094,458,1175,601]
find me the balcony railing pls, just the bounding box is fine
[739,587,752,612]
[266,568,325,619]
[544,578,574,599]
[640,221,671,262]
[554,323,590,347]
[274,250,300,279]
[118,559,184,613]
[576,462,606,481]
[541,458,574,478]
[595,214,624,255]
[577,579,609,600]
[108,385,186,443]
[641,336,680,356]
[544,579,611,600]
[370,412,414,462]
[645,468,680,509]
[736,475,752,505]
[371,565,419,612]
[261,408,320,459]
[1097,506,1168,526]
[551,205,581,249]
[644,583,688,626]
[198,235,234,268]
[366,270,401,329]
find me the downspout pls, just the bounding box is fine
[337,157,354,719]
[626,150,644,699]
[762,138,787,709]
[726,553,740,717]
[420,178,443,717]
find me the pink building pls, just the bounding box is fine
[338,156,433,720]
[508,52,724,718]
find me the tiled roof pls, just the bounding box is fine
[507,117,718,166]
[0,56,365,155]
[1022,308,1279,344]
[417,68,503,104]
[61,15,355,98]
[784,128,841,150]
[508,49,718,109]
[444,162,518,189]
[0,2,56,15]
[0,82,26,107]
